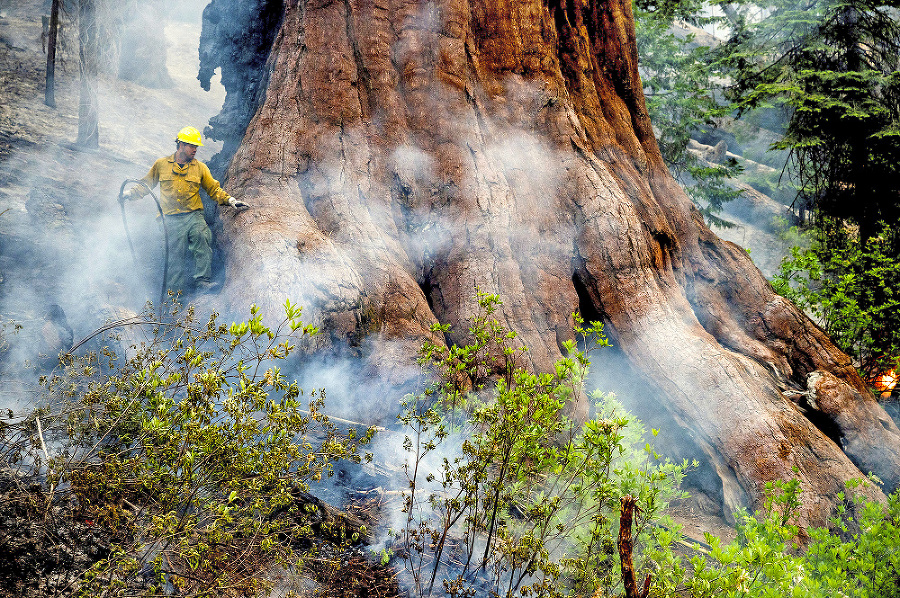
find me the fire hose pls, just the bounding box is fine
[118,179,169,312]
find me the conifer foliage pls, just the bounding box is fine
[717,0,900,238]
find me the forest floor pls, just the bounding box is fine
[0,1,752,595]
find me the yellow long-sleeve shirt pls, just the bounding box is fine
[130,155,231,215]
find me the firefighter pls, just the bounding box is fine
[124,126,248,295]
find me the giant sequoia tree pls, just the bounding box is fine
[198,0,900,526]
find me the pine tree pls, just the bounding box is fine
[717,0,900,240]
[634,0,744,227]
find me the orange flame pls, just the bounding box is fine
[877,369,898,397]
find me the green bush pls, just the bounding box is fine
[395,293,900,598]
[398,291,691,598]
[6,301,372,597]
[652,477,900,598]
[771,220,900,382]
[6,295,900,598]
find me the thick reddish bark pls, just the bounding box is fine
[204,0,900,525]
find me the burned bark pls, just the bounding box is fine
[43,0,60,108]
[201,0,900,526]
[198,0,284,175]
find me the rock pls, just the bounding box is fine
[709,139,727,163]
[40,303,72,357]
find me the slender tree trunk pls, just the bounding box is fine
[44,0,61,108]
[118,0,173,88]
[619,496,650,598]
[201,0,900,528]
[76,0,99,148]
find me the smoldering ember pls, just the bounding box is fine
[1,0,899,597]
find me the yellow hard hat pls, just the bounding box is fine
[175,126,204,146]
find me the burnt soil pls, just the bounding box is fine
[0,467,117,598]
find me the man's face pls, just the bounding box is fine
[176,142,198,163]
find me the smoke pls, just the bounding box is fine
[0,0,225,415]
[3,0,660,472]
[2,4,705,594]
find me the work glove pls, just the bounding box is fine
[121,188,140,202]
[122,184,148,202]
[228,197,249,210]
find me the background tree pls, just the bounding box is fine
[634,0,744,227]
[117,0,173,89]
[44,0,61,108]
[693,0,900,382]
[715,0,900,239]
[75,0,98,148]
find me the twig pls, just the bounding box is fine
[67,317,181,354]
[35,415,50,465]
[37,416,58,515]
[300,409,387,432]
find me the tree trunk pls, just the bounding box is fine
[44,0,60,108]
[202,0,900,527]
[76,0,98,148]
[117,0,173,89]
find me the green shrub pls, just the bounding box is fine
[771,220,900,382]
[8,301,372,597]
[7,294,900,598]
[398,291,691,598]
[652,477,900,598]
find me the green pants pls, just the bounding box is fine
[165,210,212,294]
